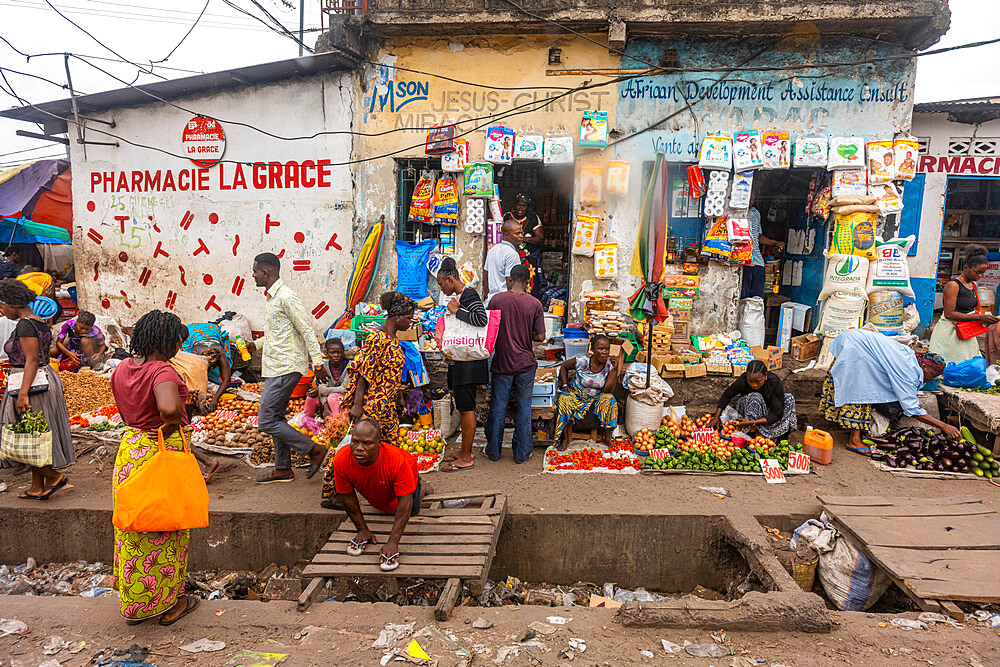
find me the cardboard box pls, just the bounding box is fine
[396,323,423,341]
[777,302,812,351]
[750,345,783,371]
[684,362,707,378]
[732,363,748,377]
[660,354,687,379]
[706,362,733,375]
[790,333,824,361]
[670,319,690,344]
[668,308,691,322]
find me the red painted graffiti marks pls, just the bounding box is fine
[325,233,342,251]
[114,215,128,234]
[153,241,169,258]
[292,260,310,272]
[311,301,330,320]
[165,291,177,310]
[178,266,187,286]
[232,234,240,256]
[294,232,305,243]
[203,274,214,286]
[231,276,245,296]
[138,268,151,286]
[193,238,210,256]
[87,228,103,244]
[264,214,280,234]
[120,291,132,308]
[180,211,194,230]
[205,295,221,312]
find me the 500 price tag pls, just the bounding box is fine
[760,458,786,484]
[787,451,811,475]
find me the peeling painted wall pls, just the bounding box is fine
[69,73,355,332]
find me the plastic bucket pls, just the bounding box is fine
[564,337,590,360]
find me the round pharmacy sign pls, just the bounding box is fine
[182,116,226,168]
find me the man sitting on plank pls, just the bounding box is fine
[333,418,429,571]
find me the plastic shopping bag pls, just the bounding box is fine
[434,310,502,361]
[942,355,990,390]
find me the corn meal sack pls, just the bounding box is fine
[544,134,574,164]
[733,130,764,171]
[463,162,493,197]
[433,174,459,223]
[441,138,468,172]
[870,182,904,215]
[819,254,870,300]
[867,290,905,334]
[699,135,733,170]
[580,165,603,204]
[831,169,867,198]
[513,134,543,161]
[607,161,630,195]
[483,126,515,164]
[407,170,435,224]
[761,130,790,169]
[830,210,877,259]
[894,137,919,181]
[816,292,867,336]
[867,140,895,184]
[793,136,827,167]
[866,236,915,297]
[594,242,617,279]
[827,137,866,170]
[572,213,598,257]
[579,111,608,148]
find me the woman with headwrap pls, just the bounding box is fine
[930,244,999,364]
[819,328,957,455]
[503,193,546,297]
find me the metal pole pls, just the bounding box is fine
[63,53,86,160]
[298,0,305,56]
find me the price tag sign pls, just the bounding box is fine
[787,451,811,475]
[245,415,258,427]
[693,428,715,444]
[760,458,786,483]
[649,448,671,460]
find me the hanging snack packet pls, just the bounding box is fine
[793,136,828,167]
[893,137,920,181]
[433,174,459,223]
[579,110,608,148]
[463,162,494,196]
[827,137,866,170]
[701,217,733,263]
[730,241,753,265]
[866,236,915,297]
[686,165,705,199]
[513,133,543,161]
[866,140,895,184]
[761,130,791,169]
[580,165,603,204]
[607,161,630,195]
[733,130,764,171]
[572,213,598,256]
[484,126,515,164]
[441,139,468,172]
[408,170,436,224]
[594,242,618,279]
[699,135,733,170]
[830,210,878,259]
[425,124,456,155]
[870,182,904,215]
[544,134,574,164]
[831,169,868,197]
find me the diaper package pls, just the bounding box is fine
[699,135,733,170]
[594,242,617,279]
[580,165,603,204]
[544,134,574,165]
[828,137,866,170]
[866,236,915,297]
[579,111,608,148]
[793,136,828,167]
[441,138,469,172]
[733,130,764,171]
[831,169,868,197]
[893,137,920,181]
[463,162,494,196]
[761,130,790,169]
[607,161,630,195]
[484,126,515,164]
[819,254,870,300]
[870,182,904,215]
[513,133,543,161]
[572,213,599,256]
[729,171,753,209]
[867,140,895,184]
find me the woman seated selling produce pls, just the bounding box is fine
[820,328,959,454]
[709,360,797,440]
[555,335,618,449]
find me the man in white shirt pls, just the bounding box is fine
[483,220,524,306]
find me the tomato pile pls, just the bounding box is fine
[546,447,640,472]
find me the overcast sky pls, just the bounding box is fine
[1,0,998,165]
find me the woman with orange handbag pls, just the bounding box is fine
[930,245,999,364]
[109,310,203,626]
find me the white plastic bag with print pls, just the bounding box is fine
[572,213,598,257]
[698,135,733,170]
[434,310,502,362]
[816,293,867,336]
[594,242,617,279]
[866,236,915,297]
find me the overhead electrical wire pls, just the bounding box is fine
[153,0,212,64]
[219,0,313,51]
[0,34,206,74]
[0,143,66,159]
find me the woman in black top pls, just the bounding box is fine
[930,244,999,364]
[436,257,488,472]
[709,360,797,440]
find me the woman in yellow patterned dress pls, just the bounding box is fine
[109,311,201,626]
[321,292,414,502]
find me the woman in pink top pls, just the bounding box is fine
[109,310,201,627]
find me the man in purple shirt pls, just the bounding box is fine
[486,264,545,463]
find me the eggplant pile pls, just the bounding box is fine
[865,426,982,474]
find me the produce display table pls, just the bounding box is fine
[298,491,506,620]
[939,386,1000,452]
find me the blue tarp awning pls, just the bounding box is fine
[0,216,71,245]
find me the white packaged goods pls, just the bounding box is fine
[816,293,867,336]
[867,291,906,334]
[729,171,753,209]
[793,136,828,167]
[831,169,868,197]
[607,161,630,195]
[866,236,915,297]
[572,213,598,257]
[732,130,764,171]
[726,217,751,242]
[819,254,870,300]
[544,135,574,164]
[893,137,919,181]
[698,135,733,170]
[440,139,469,172]
[704,170,729,216]
[484,126,514,164]
[866,140,895,184]
[792,518,891,611]
[594,242,617,279]
[761,130,790,169]
[870,182,904,215]
[513,134,543,161]
[464,198,485,234]
[827,137,866,170]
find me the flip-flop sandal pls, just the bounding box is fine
[347,539,372,556]
[158,595,199,626]
[125,618,147,626]
[440,461,475,473]
[846,445,871,455]
[46,475,69,494]
[379,552,400,572]
[17,491,47,500]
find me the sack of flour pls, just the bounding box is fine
[868,291,906,334]
[816,293,867,336]
[819,254,870,300]
[866,236,915,297]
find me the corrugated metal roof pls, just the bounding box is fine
[0,50,357,125]
[914,96,1000,113]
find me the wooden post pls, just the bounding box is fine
[297,577,327,612]
[435,578,462,621]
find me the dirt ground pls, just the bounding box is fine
[2,595,999,666]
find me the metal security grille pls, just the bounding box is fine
[948,137,1000,156]
[915,137,930,155]
[396,158,441,243]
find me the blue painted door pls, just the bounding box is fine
[898,173,924,256]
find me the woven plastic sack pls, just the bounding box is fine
[867,291,905,334]
[792,518,890,611]
[819,254,869,300]
[0,426,52,467]
[830,211,877,260]
[866,236,914,297]
[816,293,867,336]
[395,239,437,300]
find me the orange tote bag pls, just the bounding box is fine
[112,427,209,532]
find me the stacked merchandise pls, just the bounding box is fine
[587,310,627,337]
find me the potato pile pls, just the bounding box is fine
[227,423,269,448]
[59,370,116,417]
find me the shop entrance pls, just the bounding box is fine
[938,175,1000,279]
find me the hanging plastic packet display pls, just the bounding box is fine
[441,139,469,172]
[703,170,729,216]
[893,137,920,181]
[463,162,493,196]
[433,174,459,223]
[761,130,790,169]
[729,171,753,209]
[513,133,543,161]
[544,134,574,164]
[408,170,436,224]
[484,126,515,164]
[866,140,895,184]
[580,165,603,204]
[607,161,630,195]
[579,110,609,148]
[733,130,764,171]
[793,136,828,167]
[827,137,866,170]
[698,135,733,170]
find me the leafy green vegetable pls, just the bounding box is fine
[10,410,49,435]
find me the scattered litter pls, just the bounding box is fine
[545,616,570,625]
[68,641,87,654]
[661,640,683,654]
[0,619,27,637]
[472,618,493,629]
[294,625,322,640]
[519,629,536,642]
[612,587,671,603]
[0,482,7,492]
[406,640,430,660]
[92,643,150,666]
[42,635,71,655]
[413,624,471,658]
[442,498,471,509]
[917,612,964,628]
[588,594,622,608]
[231,650,288,666]
[970,611,1000,627]
[179,638,227,653]
[527,621,556,636]
[699,486,728,498]
[685,643,731,658]
[640,650,654,658]
[711,630,729,644]
[216,609,227,616]
[373,621,416,650]
[81,587,113,597]
[890,618,929,631]
[494,646,519,664]
[38,660,61,667]
[568,638,586,653]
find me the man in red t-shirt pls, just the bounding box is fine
[333,418,426,571]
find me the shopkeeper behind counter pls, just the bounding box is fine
[710,360,797,441]
[503,194,546,297]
